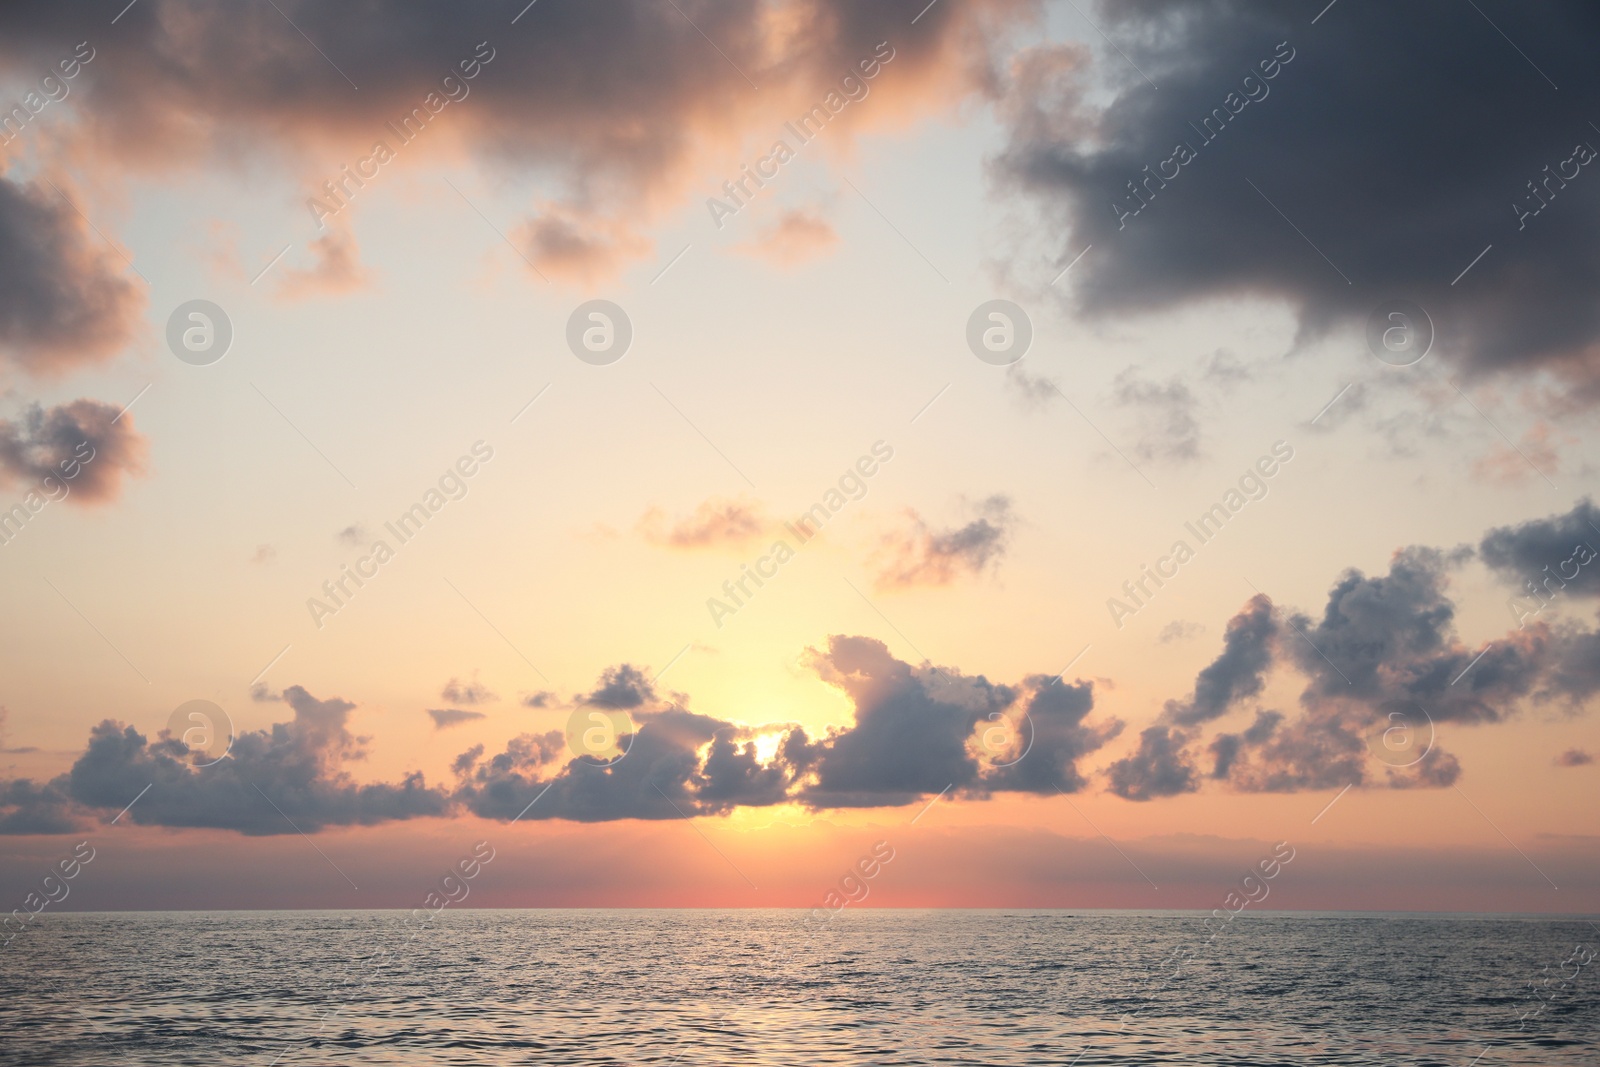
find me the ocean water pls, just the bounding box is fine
[2,910,1596,1066]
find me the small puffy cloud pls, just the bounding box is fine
[874,496,1014,590]
[1158,620,1203,643]
[440,676,496,706]
[336,525,367,547]
[250,545,276,565]
[517,207,648,287]
[0,176,141,374]
[1556,748,1594,767]
[734,209,839,266]
[521,691,556,709]
[276,219,368,299]
[638,497,768,549]
[427,708,486,730]
[0,399,147,503]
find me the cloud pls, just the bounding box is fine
[577,664,657,711]
[0,707,38,756]
[0,176,141,373]
[638,497,768,549]
[797,636,1009,805]
[516,206,650,286]
[460,639,1122,821]
[1158,620,1204,643]
[1480,498,1600,601]
[1163,594,1276,727]
[455,669,804,822]
[981,675,1123,794]
[0,686,451,835]
[427,708,486,729]
[276,218,368,299]
[250,545,276,565]
[336,525,367,547]
[800,636,1120,804]
[440,676,496,706]
[0,2,1036,289]
[873,495,1014,590]
[1112,368,1201,462]
[1471,423,1565,487]
[1005,364,1059,409]
[734,209,840,266]
[995,0,1600,398]
[1111,517,1600,798]
[0,399,147,504]
[0,777,78,834]
[1556,748,1594,767]
[1202,349,1251,388]
[521,691,556,709]
[1106,725,1198,802]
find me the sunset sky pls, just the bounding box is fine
[0,0,1597,913]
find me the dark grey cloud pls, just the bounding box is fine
[453,664,806,821]
[1480,498,1600,601]
[801,636,1121,803]
[1283,547,1535,723]
[0,399,146,504]
[1114,519,1600,798]
[1165,593,1275,726]
[1108,594,1274,799]
[455,705,804,823]
[521,691,556,709]
[1106,725,1197,801]
[800,636,1005,805]
[459,638,1122,820]
[1208,709,1281,778]
[0,177,141,372]
[578,664,656,710]
[1556,748,1594,767]
[0,778,77,834]
[997,0,1600,396]
[982,677,1122,794]
[874,496,1014,590]
[0,685,451,835]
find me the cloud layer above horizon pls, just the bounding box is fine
[5,499,1598,834]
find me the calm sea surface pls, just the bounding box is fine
[3,910,1596,1066]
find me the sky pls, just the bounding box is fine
[0,0,1597,913]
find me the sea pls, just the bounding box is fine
[2,910,1596,1065]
